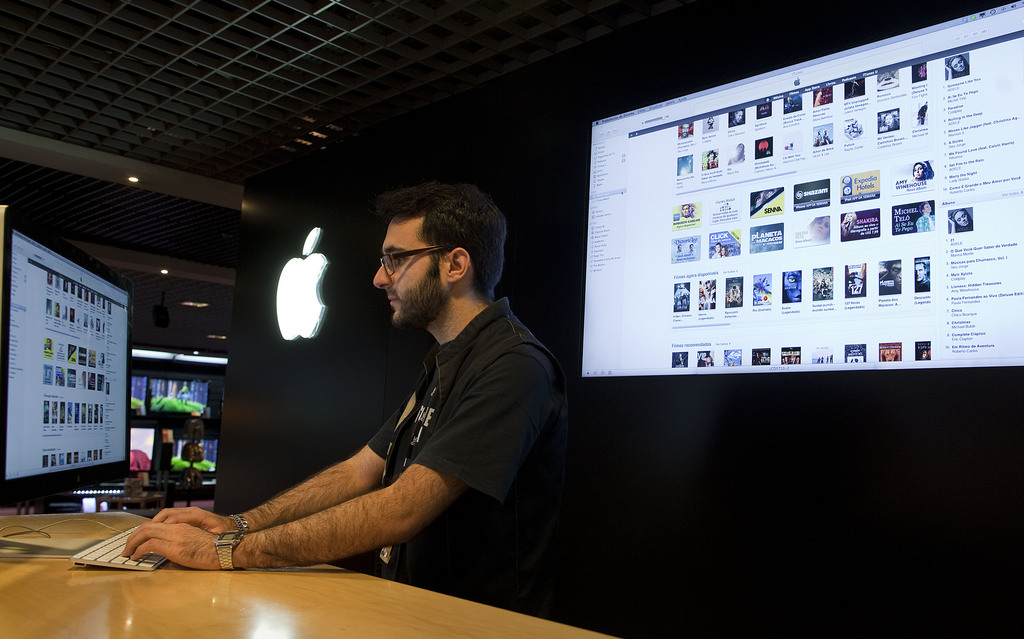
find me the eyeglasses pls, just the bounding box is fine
[379,245,449,276]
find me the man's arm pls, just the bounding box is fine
[242,444,385,531]
[123,462,467,569]
[237,463,467,567]
[146,445,385,535]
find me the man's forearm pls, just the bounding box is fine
[236,491,394,567]
[234,463,467,568]
[241,446,383,531]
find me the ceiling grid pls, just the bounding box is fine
[2,0,687,183]
[0,0,688,354]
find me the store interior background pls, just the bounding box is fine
[2,1,1022,636]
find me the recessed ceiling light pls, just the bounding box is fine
[159,269,169,275]
[128,176,139,183]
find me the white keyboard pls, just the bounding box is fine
[70,525,167,571]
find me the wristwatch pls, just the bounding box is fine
[215,531,244,570]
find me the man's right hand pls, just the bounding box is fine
[150,506,236,535]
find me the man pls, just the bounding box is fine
[915,258,931,293]
[124,182,569,616]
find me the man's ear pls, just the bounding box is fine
[442,247,472,284]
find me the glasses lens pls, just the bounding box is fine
[380,246,447,276]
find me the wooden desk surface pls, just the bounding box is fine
[0,513,609,638]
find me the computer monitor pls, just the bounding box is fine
[130,375,148,415]
[583,3,1024,376]
[129,426,156,472]
[147,378,210,416]
[1,206,134,505]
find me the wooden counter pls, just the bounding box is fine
[0,513,610,638]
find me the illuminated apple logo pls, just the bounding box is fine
[276,227,329,340]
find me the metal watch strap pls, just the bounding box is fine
[216,532,242,570]
[230,513,250,534]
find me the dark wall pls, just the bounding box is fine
[220,1,1022,636]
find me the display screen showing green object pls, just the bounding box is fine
[148,378,209,415]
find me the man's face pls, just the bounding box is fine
[916,263,926,281]
[373,217,449,330]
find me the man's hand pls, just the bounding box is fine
[122,521,223,570]
[150,506,236,534]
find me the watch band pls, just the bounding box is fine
[230,513,250,534]
[215,531,243,570]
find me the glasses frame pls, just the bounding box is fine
[379,245,450,276]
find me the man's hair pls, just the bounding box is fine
[375,182,506,300]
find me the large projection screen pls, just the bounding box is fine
[583,4,1024,377]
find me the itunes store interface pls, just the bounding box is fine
[583,4,1024,376]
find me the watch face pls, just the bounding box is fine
[218,531,242,544]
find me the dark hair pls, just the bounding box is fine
[375,182,506,300]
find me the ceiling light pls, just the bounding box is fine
[175,354,229,365]
[180,301,210,308]
[160,269,169,274]
[128,176,139,183]
[132,349,175,360]
[132,349,228,366]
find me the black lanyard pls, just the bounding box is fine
[381,370,438,487]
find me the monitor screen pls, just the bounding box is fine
[130,375,147,415]
[129,426,155,472]
[1,208,134,504]
[147,378,209,416]
[583,4,1024,377]
[174,438,218,467]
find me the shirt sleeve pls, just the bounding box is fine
[410,346,563,504]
